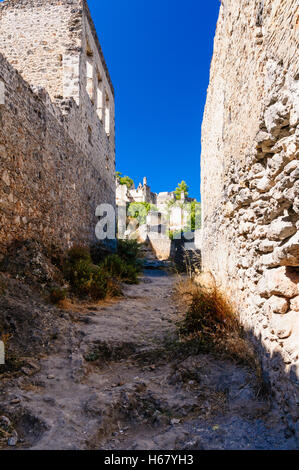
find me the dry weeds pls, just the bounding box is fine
[175,276,260,370]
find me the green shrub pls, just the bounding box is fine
[63,247,109,300]
[66,259,90,295]
[122,264,139,284]
[127,202,157,225]
[168,229,184,240]
[63,245,92,273]
[116,172,134,189]
[90,242,111,265]
[63,243,140,300]
[89,266,110,300]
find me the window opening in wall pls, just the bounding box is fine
[86,43,94,102]
[88,126,93,146]
[97,72,103,121]
[105,92,110,136]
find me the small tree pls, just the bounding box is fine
[128,202,157,225]
[174,181,189,200]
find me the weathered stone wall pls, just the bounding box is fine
[0,0,77,100]
[0,0,115,255]
[201,0,299,428]
[0,52,107,255]
[0,0,115,196]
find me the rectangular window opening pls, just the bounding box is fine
[86,55,94,102]
[97,73,103,121]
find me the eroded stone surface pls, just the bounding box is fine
[0,271,296,450]
[0,0,115,256]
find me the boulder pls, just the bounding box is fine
[257,266,299,298]
[264,295,289,315]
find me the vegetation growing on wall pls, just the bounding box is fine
[189,201,202,231]
[127,202,158,225]
[58,240,142,303]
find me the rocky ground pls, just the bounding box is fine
[0,267,298,450]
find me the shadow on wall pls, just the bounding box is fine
[247,325,298,439]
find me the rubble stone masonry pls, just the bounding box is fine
[0,0,115,256]
[201,0,299,427]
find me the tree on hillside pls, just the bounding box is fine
[116,172,134,189]
[174,180,189,200]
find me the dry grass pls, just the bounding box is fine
[54,292,123,314]
[175,276,259,368]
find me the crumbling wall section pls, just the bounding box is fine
[201,0,299,428]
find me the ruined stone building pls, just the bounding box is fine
[116,176,200,260]
[0,0,115,256]
[201,0,299,428]
[116,176,196,232]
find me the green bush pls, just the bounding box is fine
[67,259,94,297]
[64,245,92,271]
[116,172,134,189]
[101,254,139,284]
[63,247,109,300]
[89,266,110,300]
[50,287,67,304]
[122,264,139,284]
[90,242,111,265]
[127,202,157,225]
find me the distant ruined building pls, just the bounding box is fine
[0,0,115,256]
[202,0,298,429]
[116,176,200,260]
[116,176,197,232]
[116,176,195,216]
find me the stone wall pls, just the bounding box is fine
[0,52,106,255]
[0,0,115,193]
[201,0,299,428]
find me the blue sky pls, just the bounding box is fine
[89,0,220,201]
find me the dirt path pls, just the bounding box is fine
[0,269,297,450]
